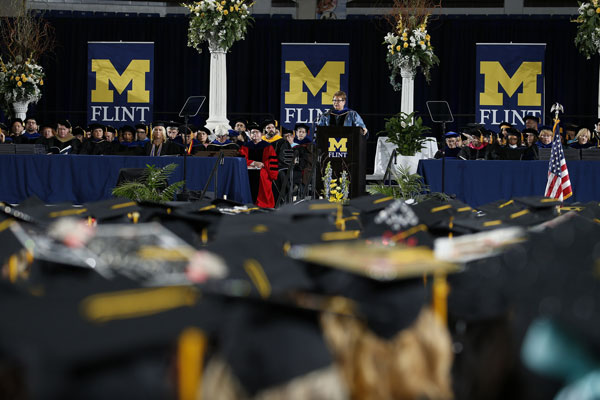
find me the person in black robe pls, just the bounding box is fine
[458,130,490,160]
[96,126,121,155]
[172,125,204,155]
[14,116,40,144]
[522,128,540,160]
[47,120,81,154]
[434,132,461,159]
[536,128,553,149]
[570,128,594,149]
[144,122,179,156]
[494,129,525,160]
[80,123,107,155]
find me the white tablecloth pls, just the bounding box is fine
[369,136,438,180]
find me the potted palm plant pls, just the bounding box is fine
[378,111,434,174]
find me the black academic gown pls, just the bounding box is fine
[434,147,461,159]
[47,136,81,154]
[80,138,107,155]
[144,141,180,156]
[14,132,41,144]
[458,145,490,160]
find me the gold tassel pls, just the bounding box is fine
[177,327,207,400]
[432,273,449,325]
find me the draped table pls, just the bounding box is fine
[417,159,600,207]
[0,154,252,204]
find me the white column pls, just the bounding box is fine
[400,61,417,116]
[205,39,229,132]
[13,100,30,121]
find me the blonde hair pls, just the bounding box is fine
[539,129,553,137]
[152,126,166,143]
[321,307,453,400]
[575,128,591,141]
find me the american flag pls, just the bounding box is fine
[544,121,572,201]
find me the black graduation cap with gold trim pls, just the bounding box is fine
[84,198,141,223]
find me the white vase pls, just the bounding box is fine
[13,100,30,121]
[394,154,421,175]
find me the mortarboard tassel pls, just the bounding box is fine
[479,134,483,143]
[490,134,493,144]
[520,132,524,144]
[433,273,449,325]
[150,124,153,142]
[177,327,207,400]
[187,139,193,155]
[8,254,17,283]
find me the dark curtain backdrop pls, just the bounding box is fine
[29,15,599,169]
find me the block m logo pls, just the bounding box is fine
[285,61,345,105]
[479,61,542,106]
[328,137,348,153]
[91,59,150,103]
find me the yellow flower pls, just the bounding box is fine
[403,42,409,48]
[15,76,20,81]
[221,0,225,4]
[426,34,431,40]
[235,5,239,10]
[12,69,15,73]
[396,45,401,51]
[596,7,600,13]
[230,6,233,11]
[201,12,205,16]
[17,81,22,87]
[223,9,228,14]
[10,76,13,80]
[22,76,27,82]
[21,74,26,79]
[39,79,44,86]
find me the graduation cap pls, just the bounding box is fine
[134,123,147,131]
[151,121,167,128]
[246,122,260,131]
[121,125,135,134]
[166,121,179,129]
[280,127,294,136]
[348,194,395,214]
[227,129,238,137]
[522,128,539,137]
[197,126,212,136]
[57,120,72,129]
[72,126,85,137]
[444,131,459,138]
[84,198,141,223]
[260,119,277,130]
[294,123,310,133]
[88,123,104,132]
[105,125,116,134]
[498,121,512,129]
[10,118,24,126]
[524,115,540,124]
[231,117,247,128]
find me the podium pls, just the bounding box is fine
[316,126,366,198]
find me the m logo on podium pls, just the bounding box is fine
[328,137,348,158]
[475,43,545,131]
[280,43,349,133]
[87,42,154,127]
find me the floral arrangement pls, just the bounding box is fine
[0,56,45,104]
[322,161,350,203]
[383,0,439,90]
[183,0,254,53]
[0,2,54,114]
[575,1,600,59]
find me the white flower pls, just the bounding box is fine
[400,121,407,128]
[588,8,595,16]
[410,42,416,48]
[384,32,398,46]
[421,44,426,50]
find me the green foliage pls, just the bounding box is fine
[112,163,185,203]
[575,2,600,59]
[367,164,449,202]
[378,111,432,156]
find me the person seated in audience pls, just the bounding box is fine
[47,120,81,154]
[145,122,179,156]
[80,123,106,155]
[34,123,55,148]
[229,128,247,145]
[562,123,578,145]
[495,129,526,160]
[261,119,282,144]
[239,122,278,208]
[72,126,85,143]
[434,132,461,158]
[135,123,150,145]
[524,114,540,131]
[166,123,179,142]
[84,127,92,140]
[0,122,10,143]
[458,131,489,160]
[118,125,143,155]
[591,120,600,146]
[9,118,24,140]
[522,128,540,160]
[498,122,512,145]
[570,128,594,149]
[294,123,312,145]
[100,126,121,155]
[197,127,211,148]
[536,128,553,148]
[231,118,249,143]
[14,116,40,144]
[172,125,203,155]
[210,124,234,145]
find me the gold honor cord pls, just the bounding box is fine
[390,224,428,242]
[430,204,452,213]
[498,200,514,208]
[243,259,271,299]
[483,220,503,227]
[81,286,200,324]
[136,246,195,261]
[456,206,472,212]
[433,272,449,325]
[373,196,394,204]
[308,203,339,210]
[177,327,207,400]
[198,205,216,212]
[321,230,360,242]
[110,201,137,210]
[48,208,88,218]
[510,209,530,219]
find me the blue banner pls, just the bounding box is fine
[476,43,545,131]
[281,43,349,135]
[87,42,154,127]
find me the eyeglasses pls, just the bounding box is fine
[332,99,345,102]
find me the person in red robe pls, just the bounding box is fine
[239,123,279,208]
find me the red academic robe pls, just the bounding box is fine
[240,141,279,208]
